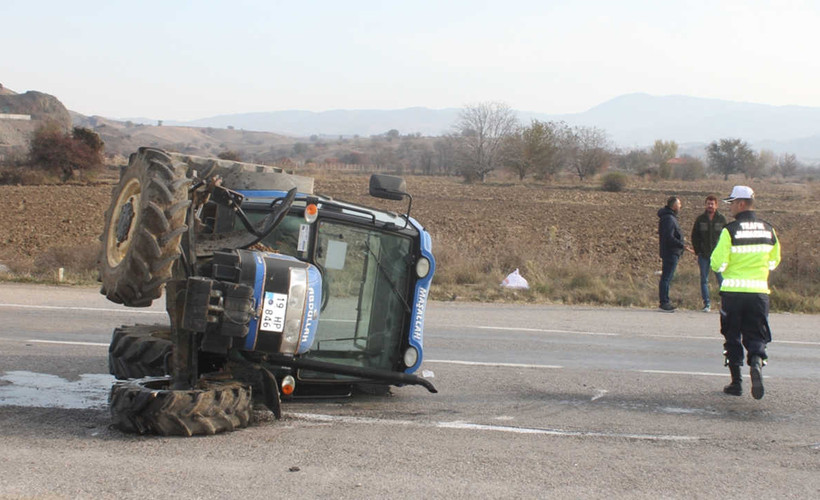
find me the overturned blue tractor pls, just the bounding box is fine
[99,148,436,436]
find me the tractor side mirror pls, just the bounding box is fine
[369,174,407,201]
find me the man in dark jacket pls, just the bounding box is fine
[657,196,686,311]
[691,194,727,312]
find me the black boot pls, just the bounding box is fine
[750,356,764,400]
[723,365,742,396]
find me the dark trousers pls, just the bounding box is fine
[697,255,723,307]
[720,292,771,366]
[658,254,680,305]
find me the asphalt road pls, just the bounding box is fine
[0,283,818,499]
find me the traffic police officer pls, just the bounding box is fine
[711,186,781,399]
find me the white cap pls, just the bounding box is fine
[723,185,754,202]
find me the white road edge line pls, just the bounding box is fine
[0,303,165,314]
[290,412,700,442]
[425,359,563,369]
[475,326,619,336]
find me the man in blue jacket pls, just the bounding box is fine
[657,196,686,311]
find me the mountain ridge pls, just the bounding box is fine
[110,94,818,160]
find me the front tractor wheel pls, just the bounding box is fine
[99,148,191,307]
[109,377,252,436]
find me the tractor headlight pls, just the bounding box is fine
[415,257,430,279]
[280,267,308,354]
[403,346,419,368]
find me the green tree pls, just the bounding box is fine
[503,120,562,181]
[452,102,519,182]
[706,138,755,180]
[650,139,678,166]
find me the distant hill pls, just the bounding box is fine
[162,107,462,138]
[529,93,820,161]
[0,86,72,160]
[130,94,820,162]
[70,113,295,161]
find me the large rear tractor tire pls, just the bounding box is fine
[109,377,252,436]
[108,324,174,380]
[99,148,191,307]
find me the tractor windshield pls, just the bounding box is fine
[307,220,412,377]
[243,211,413,378]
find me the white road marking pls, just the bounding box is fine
[648,334,820,346]
[476,326,619,336]
[639,369,768,379]
[425,359,562,369]
[0,303,164,314]
[640,369,728,377]
[648,335,720,341]
[29,339,109,347]
[290,412,700,442]
[591,389,608,401]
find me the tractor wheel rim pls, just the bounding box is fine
[106,178,141,267]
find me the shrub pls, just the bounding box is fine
[601,172,628,192]
[217,150,243,161]
[29,123,104,182]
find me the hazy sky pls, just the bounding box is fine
[3,0,819,120]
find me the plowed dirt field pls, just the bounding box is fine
[1,173,817,306]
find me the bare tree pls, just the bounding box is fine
[614,147,652,174]
[371,143,397,171]
[452,102,519,182]
[433,137,457,175]
[564,126,612,181]
[415,143,435,175]
[751,149,776,179]
[776,153,800,178]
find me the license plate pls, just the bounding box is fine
[260,292,287,332]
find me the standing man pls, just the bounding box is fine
[691,195,727,312]
[657,196,686,311]
[711,186,781,399]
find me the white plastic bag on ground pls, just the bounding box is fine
[501,268,529,289]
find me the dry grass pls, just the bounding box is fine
[0,243,100,285]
